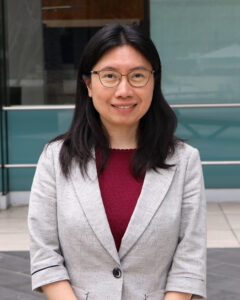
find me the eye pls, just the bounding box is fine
[101,71,118,80]
[130,70,147,81]
[134,72,144,78]
[105,73,115,78]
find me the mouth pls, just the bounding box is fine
[112,104,136,109]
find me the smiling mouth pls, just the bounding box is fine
[112,104,136,109]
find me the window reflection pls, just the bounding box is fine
[42,0,146,105]
[5,0,147,105]
[150,0,240,104]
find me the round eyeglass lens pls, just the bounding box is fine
[128,69,150,87]
[100,70,120,87]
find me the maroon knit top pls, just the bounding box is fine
[96,149,145,251]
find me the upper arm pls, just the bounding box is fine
[165,147,207,299]
[28,144,70,292]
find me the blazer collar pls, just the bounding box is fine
[70,154,177,264]
[70,158,120,264]
[118,163,177,259]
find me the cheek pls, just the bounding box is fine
[140,87,154,113]
[90,88,113,114]
[87,77,102,99]
[91,82,114,104]
[142,99,152,116]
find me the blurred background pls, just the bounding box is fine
[0,0,240,203]
[0,1,240,299]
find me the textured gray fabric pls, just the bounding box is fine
[28,141,206,300]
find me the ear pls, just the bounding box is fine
[84,77,92,98]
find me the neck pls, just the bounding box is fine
[103,123,138,149]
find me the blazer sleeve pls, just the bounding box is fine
[165,148,207,299]
[28,144,70,292]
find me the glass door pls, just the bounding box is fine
[1,0,149,198]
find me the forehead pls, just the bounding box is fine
[93,45,152,70]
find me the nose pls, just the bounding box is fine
[114,76,134,98]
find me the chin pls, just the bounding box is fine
[113,120,138,127]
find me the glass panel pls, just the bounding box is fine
[5,0,147,105]
[175,107,240,188]
[9,169,35,191]
[0,112,8,194]
[5,106,240,190]
[202,165,240,189]
[7,110,73,163]
[7,109,73,191]
[42,0,146,104]
[150,0,240,104]
[175,107,240,161]
[0,145,1,193]
[6,0,44,105]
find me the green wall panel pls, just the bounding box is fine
[0,111,8,194]
[7,110,73,163]
[0,147,2,193]
[0,139,2,192]
[202,165,240,189]
[9,168,35,191]
[7,110,73,190]
[175,108,240,161]
[175,107,240,188]
[4,106,240,190]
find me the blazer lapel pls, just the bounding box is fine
[119,163,177,260]
[70,159,120,265]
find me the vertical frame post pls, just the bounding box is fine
[0,0,9,198]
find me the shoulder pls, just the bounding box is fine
[167,141,201,166]
[41,140,63,157]
[165,142,204,190]
[176,141,200,158]
[37,140,64,170]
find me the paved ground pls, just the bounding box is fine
[207,202,240,247]
[1,249,240,300]
[207,248,240,300]
[0,251,46,300]
[0,204,240,299]
[1,203,240,250]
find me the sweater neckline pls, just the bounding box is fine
[110,148,136,152]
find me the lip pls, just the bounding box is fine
[111,104,137,109]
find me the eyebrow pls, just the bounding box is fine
[97,66,150,72]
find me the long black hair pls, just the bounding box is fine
[51,24,181,179]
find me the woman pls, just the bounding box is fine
[28,24,206,300]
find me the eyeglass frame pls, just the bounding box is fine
[90,68,155,88]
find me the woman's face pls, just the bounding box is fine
[85,45,154,133]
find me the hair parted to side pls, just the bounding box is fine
[51,24,181,179]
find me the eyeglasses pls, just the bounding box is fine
[90,68,155,88]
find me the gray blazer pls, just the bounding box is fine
[28,141,206,300]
